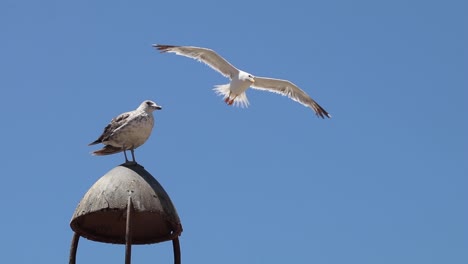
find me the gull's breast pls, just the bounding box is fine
[230,77,252,95]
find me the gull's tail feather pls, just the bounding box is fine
[88,139,101,146]
[92,145,123,156]
[213,84,249,108]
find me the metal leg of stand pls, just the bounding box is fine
[69,232,80,264]
[125,196,133,264]
[172,237,181,264]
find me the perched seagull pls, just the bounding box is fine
[154,44,331,118]
[89,100,162,163]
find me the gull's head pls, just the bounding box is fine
[240,71,255,83]
[247,74,255,83]
[140,100,162,112]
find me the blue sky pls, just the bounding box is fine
[1,0,467,263]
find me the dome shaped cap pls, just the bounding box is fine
[70,163,182,244]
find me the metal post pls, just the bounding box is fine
[125,196,133,264]
[69,232,80,264]
[172,237,181,264]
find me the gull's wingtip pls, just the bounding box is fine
[314,103,332,119]
[152,44,167,53]
[318,112,332,119]
[310,109,331,119]
[153,44,179,53]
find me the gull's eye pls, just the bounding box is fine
[146,101,152,105]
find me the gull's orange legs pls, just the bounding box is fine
[224,93,237,106]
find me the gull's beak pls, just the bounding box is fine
[249,77,255,83]
[155,105,162,110]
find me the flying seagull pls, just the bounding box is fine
[89,100,162,163]
[153,44,331,118]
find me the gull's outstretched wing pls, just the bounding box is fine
[154,44,239,79]
[251,77,331,118]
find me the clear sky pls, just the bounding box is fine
[1,0,466,263]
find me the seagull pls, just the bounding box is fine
[154,44,331,118]
[89,100,162,163]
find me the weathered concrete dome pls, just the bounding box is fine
[70,163,182,244]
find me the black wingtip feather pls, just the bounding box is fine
[153,44,179,53]
[314,104,331,119]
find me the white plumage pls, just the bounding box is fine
[154,44,331,118]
